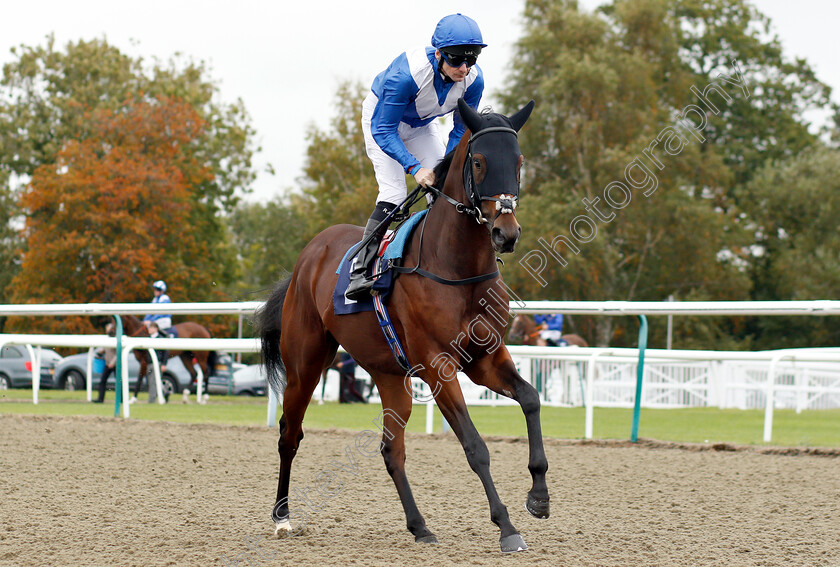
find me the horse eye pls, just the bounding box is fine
[473,159,482,170]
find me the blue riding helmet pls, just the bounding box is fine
[152,280,167,293]
[431,13,487,51]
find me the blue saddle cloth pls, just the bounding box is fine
[333,210,428,315]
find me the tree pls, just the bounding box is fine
[0,172,20,330]
[297,80,380,238]
[228,198,308,297]
[498,0,751,347]
[0,36,257,322]
[0,35,257,208]
[738,146,840,348]
[668,0,837,190]
[4,97,230,334]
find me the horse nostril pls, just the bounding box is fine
[492,227,504,245]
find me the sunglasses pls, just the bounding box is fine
[441,51,477,68]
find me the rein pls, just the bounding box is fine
[390,210,500,286]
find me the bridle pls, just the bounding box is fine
[383,123,525,286]
[426,125,521,226]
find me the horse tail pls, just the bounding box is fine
[257,275,292,397]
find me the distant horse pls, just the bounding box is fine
[508,314,589,347]
[121,315,217,396]
[259,99,546,553]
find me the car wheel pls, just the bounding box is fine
[64,370,85,391]
[236,390,254,396]
[0,373,11,390]
[162,374,179,396]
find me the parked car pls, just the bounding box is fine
[0,345,63,390]
[53,351,235,398]
[207,363,267,396]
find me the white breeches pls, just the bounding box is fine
[361,93,445,204]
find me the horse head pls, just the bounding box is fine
[457,98,535,253]
[508,314,539,345]
[508,314,528,342]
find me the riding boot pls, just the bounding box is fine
[345,203,396,301]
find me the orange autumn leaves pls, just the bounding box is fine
[7,97,213,334]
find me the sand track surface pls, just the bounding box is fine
[0,414,838,566]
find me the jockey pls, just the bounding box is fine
[345,13,486,300]
[143,280,173,337]
[534,313,564,346]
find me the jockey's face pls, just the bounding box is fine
[436,51,469,82]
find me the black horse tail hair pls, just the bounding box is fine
[257,275,292,397]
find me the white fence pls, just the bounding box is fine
[0,333,259,418]
[342,346,840,440]
[2,301,840,442]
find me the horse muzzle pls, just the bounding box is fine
[483,194,521,253]
[491,222,521,253]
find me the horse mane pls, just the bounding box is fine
[433,148,455,184]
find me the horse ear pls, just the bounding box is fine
[457,97,483,134]
[509,100,535,132]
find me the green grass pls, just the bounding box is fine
[2,389,839,447]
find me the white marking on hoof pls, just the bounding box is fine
[275,519,292,535]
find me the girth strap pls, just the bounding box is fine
[371,254,412,374]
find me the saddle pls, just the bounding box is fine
[158,326,178,339]
[332,210,428,315]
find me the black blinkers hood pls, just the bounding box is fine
[457,98,535,209]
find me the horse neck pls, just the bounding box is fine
[422,142,496,277]
[123,316,147,336]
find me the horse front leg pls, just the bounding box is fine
[433,381,527,553]
[376,375,437,543]
[464,352,550,520]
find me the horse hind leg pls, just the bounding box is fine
[376,376,437,544]
[194,351,210,403]
[272,341,338,536]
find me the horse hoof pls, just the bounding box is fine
[415,534,438,544]
[526,494,550,519]
[274,518,292,537]
[500,533,528,553]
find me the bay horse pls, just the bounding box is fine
[121,315,218,395]
[509,314,589,347]
[258,99,548,553]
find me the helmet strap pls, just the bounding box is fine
[437,57,455,84]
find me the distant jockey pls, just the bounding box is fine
[143,280,172,336]
[534,313,564,346]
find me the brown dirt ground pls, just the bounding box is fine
[0,413,838,567]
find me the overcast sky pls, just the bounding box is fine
[2,1,838,203]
